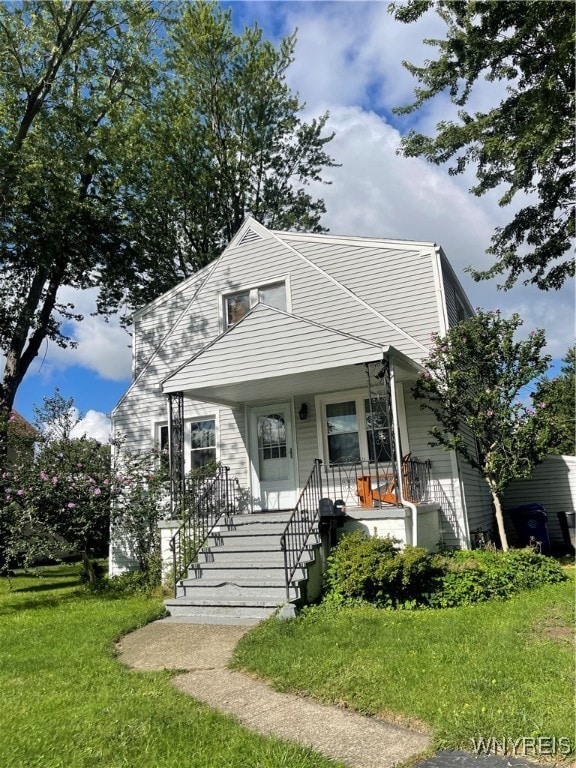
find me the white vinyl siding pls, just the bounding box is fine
[402,382,466,548]
[113,219,474,534]
[502,455,576,547]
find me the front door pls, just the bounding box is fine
[249,402,297,510]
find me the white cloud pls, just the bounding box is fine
[39,288,132,382]
[70,410,112,444]
[303,105,574,359]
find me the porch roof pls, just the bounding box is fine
[162,304,422,407]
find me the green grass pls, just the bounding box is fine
[232,574,576,757]
[0,564,343,768]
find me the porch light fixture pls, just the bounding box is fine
[298,402,309,421]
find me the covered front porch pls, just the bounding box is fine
[161,309,441,553]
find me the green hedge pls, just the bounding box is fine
[323,531,566,609]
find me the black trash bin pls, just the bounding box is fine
[507,503,551,555]
[557,511,576,554]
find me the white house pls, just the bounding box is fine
[111,217,495,620]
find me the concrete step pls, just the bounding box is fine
[176,583,289,601]
[208,532,288,547]
[186,563,307,581]
[198,548,284,564]
[165,510,318,621]
[164,596,284,621]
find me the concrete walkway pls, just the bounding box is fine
[116,618,430,768]
[116,618,547,768]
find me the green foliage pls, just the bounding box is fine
[324,530,443,608]
[413,309,554,549]
[390,0,575,290]
[323,532,566,609]
[109,0,337,309]
[429,549,567,608]
[531,346,576,456]
[0,1,161,426]
[1,390,167,585]
[0,0,336,430]
[90,561,163,597]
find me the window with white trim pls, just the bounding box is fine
[189,418,216,470]
[155,418,217,472]
[320,392,392,464]
[224,281,286,327]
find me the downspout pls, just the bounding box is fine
[389,351,418,547]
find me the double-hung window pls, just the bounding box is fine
[155,417,217,473]
[189,419,217,470]
[320,392,391,464]
[224,281,287,327]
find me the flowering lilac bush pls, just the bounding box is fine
[1,431,168,584]
[413,309,555,550]
[1,436,115,581]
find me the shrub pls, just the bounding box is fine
[324,530,442,608]
[323,532,567,610]
[429,548,567,608]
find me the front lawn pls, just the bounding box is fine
[0,565,342,768]
[232,574,575,759]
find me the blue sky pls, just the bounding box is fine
[12,1,575,438]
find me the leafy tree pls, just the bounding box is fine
[104,0,337,309]
[0,1,162,457]
[531,346,575,456]
[1,390,169,583]
[413,309,554,550]
[1,390,113,580]
[0,0,337,441]
[390,1,575,290]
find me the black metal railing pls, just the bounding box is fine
[169,465,235,596]
[402,456,432,503]
[320,456,433,508]
[280,459,323,601]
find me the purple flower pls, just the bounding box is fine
[40,472,49,481]
[67,502,76,509]
[424,371,431,379]
[93,487,101,495]
[52,477,58,485]
[17,489,24,496]
[487,410,493,417]
[538,402,546,408]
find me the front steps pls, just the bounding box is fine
[164,512,320,624]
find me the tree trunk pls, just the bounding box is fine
[81,550,97,585]
[490,487,509,551]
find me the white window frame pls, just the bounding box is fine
[315,389,393,465]
[220,277,290,330]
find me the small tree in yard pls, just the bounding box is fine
[413,309,554,551]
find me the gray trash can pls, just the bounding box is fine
[507,503,551,555]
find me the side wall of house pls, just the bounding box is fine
[402,382,468,548]
[456,425,494,540]
[502,455,576,548]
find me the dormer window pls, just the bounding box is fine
[224,281,287,327]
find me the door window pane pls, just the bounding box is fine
[190,419,216,470]
[257,414,288,481]
[326,401,360,463]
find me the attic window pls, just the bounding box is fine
[225,282,286,327]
